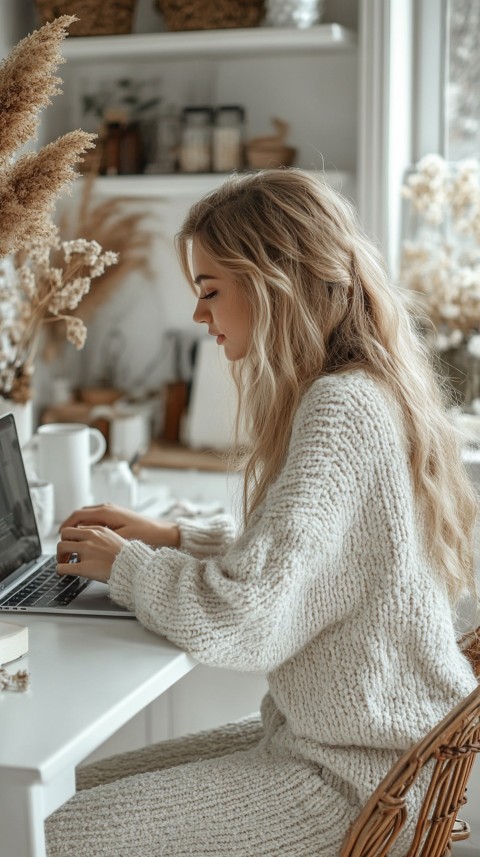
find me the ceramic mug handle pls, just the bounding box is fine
[88,427,107,465]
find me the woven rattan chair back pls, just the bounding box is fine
[339,682,480,857]
[458,625,480,678]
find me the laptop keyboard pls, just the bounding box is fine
[0,560,88,609]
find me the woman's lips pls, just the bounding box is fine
[216,335,226,345]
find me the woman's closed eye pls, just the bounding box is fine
[199,290,218,301]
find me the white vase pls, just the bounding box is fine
[0,397,33,448]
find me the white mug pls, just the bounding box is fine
[110,410,150,462]
[33,423,106,521]
[91,403,151,462]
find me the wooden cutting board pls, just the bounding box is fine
[138,442,230,473]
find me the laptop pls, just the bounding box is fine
[0,413,134,617]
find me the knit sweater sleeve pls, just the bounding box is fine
[177,513,237,557]
[108,373,401,672]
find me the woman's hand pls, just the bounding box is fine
[59,504,180,549]
[57,525,126,582]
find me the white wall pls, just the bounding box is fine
[0,0,35,59]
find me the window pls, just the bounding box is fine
[445,0,480,160]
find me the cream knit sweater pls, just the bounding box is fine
[46,371,477,857]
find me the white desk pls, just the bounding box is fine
[0,613,196,857]
[0,464,238,857]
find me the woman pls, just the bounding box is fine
[48,169,478,856]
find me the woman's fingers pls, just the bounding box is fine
[59,504,122,530]
[58,507,179,547]
[56,525,126,582]
[60,525,95,541]
[57,527,96,568]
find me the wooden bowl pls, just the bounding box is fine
[246,144,296,169]
[79,387,123,406]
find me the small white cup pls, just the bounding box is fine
[28,480,55,539]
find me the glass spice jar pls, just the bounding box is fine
[146,104,180,174]
[212,105,245,172]
[179,106,213,173]
[265,0,323,28]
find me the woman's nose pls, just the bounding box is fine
[193,300,210,325]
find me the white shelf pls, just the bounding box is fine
[62,24,356,61]
[77,170,356,199]
[85,173,232,197]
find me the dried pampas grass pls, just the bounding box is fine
[0,16,95,260]
[0,16,73,163]
[0,131,95,257]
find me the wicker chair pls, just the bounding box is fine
[339,628,480,857]
[458,625,480,679]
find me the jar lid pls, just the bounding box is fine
[214,105,245,119]
[182,106,214,121]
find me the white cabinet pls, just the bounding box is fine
[3,1,415,269]
[3,3,359,194]
[48,23,359,202]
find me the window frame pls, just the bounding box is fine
[412,0,449,161]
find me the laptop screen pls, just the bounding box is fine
[0,414,41,584]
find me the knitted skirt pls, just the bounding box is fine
[45,717,361,857]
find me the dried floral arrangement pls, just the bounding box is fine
[43,166,154,360]
[400,154,480,358]
[0,17,118,403]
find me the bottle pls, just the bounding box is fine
[150,104,180,174]
[179,107,213,173]
[212,105,245,172]
[104,121,122,175]
[92,460,138,509]
[103,107,128,176]
[119,121,143,174]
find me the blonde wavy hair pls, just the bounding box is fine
[176,168,477,604]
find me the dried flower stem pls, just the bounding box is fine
[0,668,30,692]
[43,171,154,357]
[15,253,95,352]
